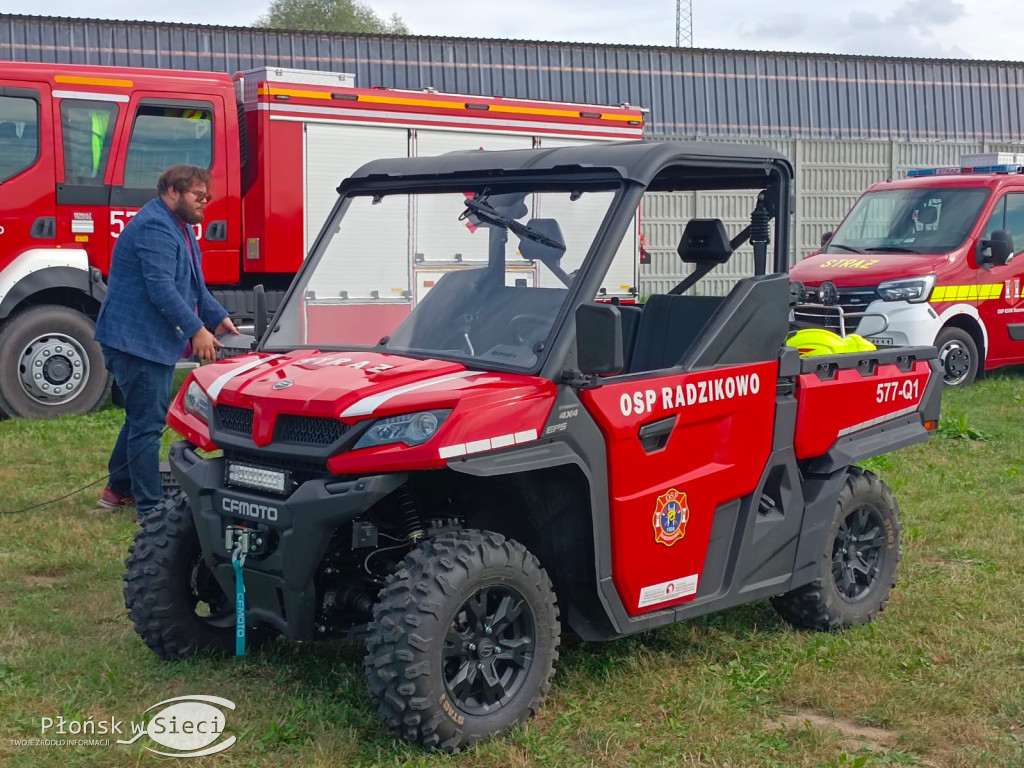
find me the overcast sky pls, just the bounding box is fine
[4,0,1023,62]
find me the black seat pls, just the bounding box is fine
[628,294,724,373]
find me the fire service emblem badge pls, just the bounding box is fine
[653,488,689,547]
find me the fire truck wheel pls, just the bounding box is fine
[0,305,111,419]
[935,326,978,387]
[771,467,901,631]
[124,491,265,658]
[364,530,560,752]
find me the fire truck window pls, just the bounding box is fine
[123,105,212,189]
[0,95,40,183]
[983,194,1024,254]
[59,100,118,185]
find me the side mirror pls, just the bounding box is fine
[978,228,1014,268]
[820,230,834,247]
[575,303,623,376]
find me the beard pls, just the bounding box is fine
[174,197,205,225]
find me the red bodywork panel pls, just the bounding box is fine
[793,360,932,459]
[168,351,556,474]
[580,362,778,616]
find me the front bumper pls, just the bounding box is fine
[857,299,941,348]
[169,441,407,640]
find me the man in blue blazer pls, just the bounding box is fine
[95,165,237,518]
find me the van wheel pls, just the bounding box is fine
[0,305,111,418]
[771,467,901,631]
[364,530,560,752]
[935,326,978,387]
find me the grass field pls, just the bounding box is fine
[0,371,1022,767]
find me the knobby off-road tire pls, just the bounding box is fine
[0,305,111,419]
[124,491,253,658]
[364,530,560,752]
[771,467,901,631]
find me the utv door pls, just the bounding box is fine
[578,274,797,616]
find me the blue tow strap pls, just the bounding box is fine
[231,544,246,656]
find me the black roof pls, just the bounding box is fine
[338,141,793,195]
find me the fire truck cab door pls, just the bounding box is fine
[977,190,1024,364]
[578,336,780,617]
[0,81,54,281]
[107,93,233,283]
[52,94,121,275]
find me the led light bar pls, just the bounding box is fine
[226,461,289,494]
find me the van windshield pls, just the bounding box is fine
[826,187,990,255]
[264,182,625,372]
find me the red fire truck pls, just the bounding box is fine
[0,62,645,419]
[791,155,1024,387]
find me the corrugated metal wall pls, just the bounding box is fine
[5,14,1024,142]
[4,14,1024,293]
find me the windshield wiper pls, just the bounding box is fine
[826,243,863,254]
[460,198,565,251]
[864,246,920,254]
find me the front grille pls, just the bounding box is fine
[796,287,878,333]
[216,404,254,436]
[274,414,349,446]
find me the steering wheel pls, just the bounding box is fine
[510,313,550,346]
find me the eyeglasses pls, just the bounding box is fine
[185,189,212,203]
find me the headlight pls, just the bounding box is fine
[183,381,212,424]
[877,275,936,303]
[354,409,450,449]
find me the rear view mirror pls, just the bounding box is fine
[575,303,623,376]
[820,230,833,247]
[978,228,1014,268]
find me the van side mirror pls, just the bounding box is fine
[820,230,833,247]
[575,303,623,376]
[978,229,1014,268]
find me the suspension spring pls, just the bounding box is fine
[397,486,425,543]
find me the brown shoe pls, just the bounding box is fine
[97,486,135,510]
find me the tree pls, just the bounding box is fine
[254,0,410,34]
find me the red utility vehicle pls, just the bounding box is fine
[0,61,644,418]
[124,142,940,751]
[791,155,1024,387]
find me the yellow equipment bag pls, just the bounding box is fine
[787,328,877,357]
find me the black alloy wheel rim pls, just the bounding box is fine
[443,584,536,716]
[188,554,234,626]
[939,341,970,385]
[832,504,887,601]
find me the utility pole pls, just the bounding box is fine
[675,0,693,47]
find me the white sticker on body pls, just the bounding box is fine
[638,574,699,608]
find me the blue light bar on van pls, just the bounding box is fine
[907,164,1023,177]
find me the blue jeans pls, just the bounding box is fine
[102,346,174,515]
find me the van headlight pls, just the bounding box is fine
[877,275,936,303]
[183,381,213,424]
[354,410,450,449]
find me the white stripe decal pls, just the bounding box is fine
[439,428,539,460]
[339,370,482,418]
[207,355,284,401]
[53,90,130,103]
[837,405,918,437]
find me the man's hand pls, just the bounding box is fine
[192,326,222,363]
[216,317,240,336]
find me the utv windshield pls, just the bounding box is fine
[825,187,990,255]
[265,181,629,371]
